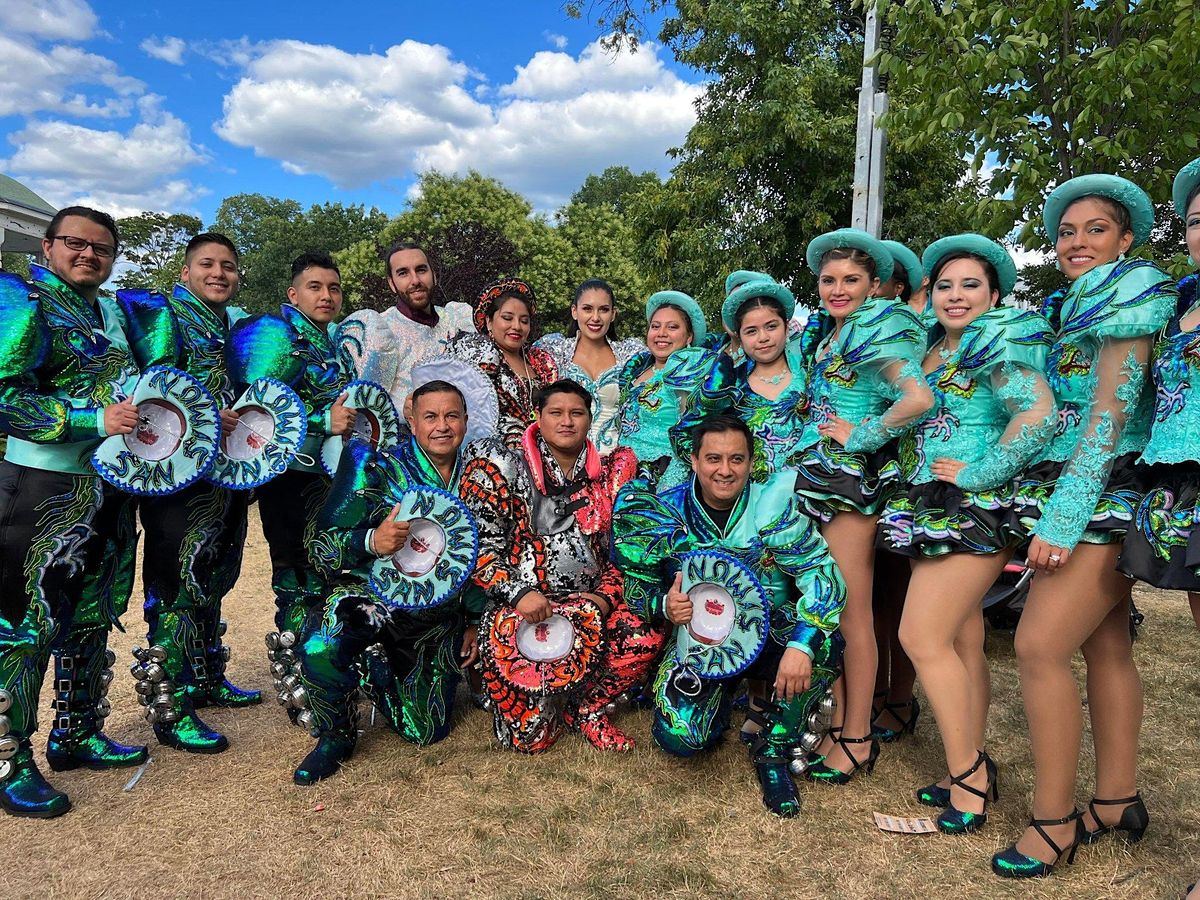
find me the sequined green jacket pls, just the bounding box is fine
[0,265,138,474]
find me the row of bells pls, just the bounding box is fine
[130,644,180,725]
[265,631,317,735]
[0,690,14,773]
[75,647,119,724]
[787,691,838,776]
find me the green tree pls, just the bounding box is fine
[114,212,203,293]
[570,166,662,216]
[1,252,32,280]
[214,194,388,314]
[879,0,1200,246]
[610,0,974,319]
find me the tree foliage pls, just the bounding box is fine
[879,0,1200,247]
[114,212,203,293]
[571,166,662,215]
[214,194,388,314]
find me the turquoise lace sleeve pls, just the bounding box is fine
[955,363,1057,491]
[1034,339,1149,550]
[844,358,934,452]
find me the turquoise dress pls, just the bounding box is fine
[672,335,812,482]
[1119,273,1200,588]
[616,347,715,489]
[1016,258,1178,550]
[879,307,1056,557]
[534,332,645,453]
[792,297,932,520]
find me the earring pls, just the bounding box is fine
[1118,251,1126,261]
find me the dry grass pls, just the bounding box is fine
[8,510,1200,899]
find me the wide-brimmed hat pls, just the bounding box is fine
[922,233,1019,299]
[671,550,770,682]
[92,365,220,496]
[805,228,896,282]
[320,379,403,476]
[1173,157,1200,220]
[474,278,536,334]
[720,280,797,333]
[724,270,774,295]
[207,377,308,490]
[645,290,707,341]
[410,355,500,446]
[368,484,479,609]
[1043,174,1154,248]
[483,595,604,696]
[881,240,924,295]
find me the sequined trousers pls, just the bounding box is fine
[0,462,136,765]
[256,470,332,633]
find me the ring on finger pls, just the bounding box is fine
[1048,553,1062,563]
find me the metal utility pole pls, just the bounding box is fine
[851,2,888,237]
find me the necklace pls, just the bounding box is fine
[937,339,957,361]
[754,371,789,385]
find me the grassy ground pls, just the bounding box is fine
[8,510,1199,899]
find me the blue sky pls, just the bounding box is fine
[0,0,701,223]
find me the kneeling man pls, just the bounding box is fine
[613,415,846,816]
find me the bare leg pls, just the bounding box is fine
[955,607,991,750]
[900,552,1009,811]
[1080,581,1143,829]
[1011,543,1136,862]
[814,511,879,773]
[1189,591,1200,630]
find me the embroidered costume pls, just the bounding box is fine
[1119,273,1200,588]
[117,284,258,753]
[1016,259,1178,549]
[534,332,644,453]
[612,473,846,814]
[228,303,349,635]
[0,264,144,816]
[881,307,1056,556]
[463,428,665,753]
[336,301,472,412]
[288,434,483,783]
[793,297,932,519]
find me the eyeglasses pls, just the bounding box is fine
[50,235,117,258]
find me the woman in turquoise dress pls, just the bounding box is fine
[534,279,644,454]
[991,176,1178,879]
[615,290,712,489]
[791,228,934,786]
[879,235,1056,834]
[672,278,812,482]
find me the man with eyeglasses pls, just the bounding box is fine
[0,206,147,818]
[118,233,261,756]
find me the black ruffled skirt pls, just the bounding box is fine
[1117,462,1200,591]
[792,440,898,522]
[1014,453,1141,545]
[878,479,1026,558]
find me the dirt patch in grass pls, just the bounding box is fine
[8,511,1199,899]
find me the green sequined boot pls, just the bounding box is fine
[189,613,261,709]
[1,740,71,819]
[45,640,148,771]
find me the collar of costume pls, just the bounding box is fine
[1042,173,1154,248]
[684,475,748,537]
[1056,257,1178,339]
[921,233,1018,299]
[29,262,94,308]
[400,433,463,491]
[394,295,440,327]
[474,278,536,333]
[172,282,229,334]
[1173,156,1200,220]
[521,422,599,494]
[282,302,334,352]
[805,227,896,282]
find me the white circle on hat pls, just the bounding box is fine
[516,614,576,662]
[686,582,736,646]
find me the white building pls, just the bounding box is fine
[0,174,56,268]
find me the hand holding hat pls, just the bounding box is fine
[665,572,691,625]
[103,399,138,436]
[372,503,411,556]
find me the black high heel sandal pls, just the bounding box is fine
[991,810,1085,879]
[1081,792,1148,843]
[871,697,920,743]
[803,733,879,785]
[936,750,998,834]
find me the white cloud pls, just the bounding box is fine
[543,32,569,50]
[4,98,209,217]
[213,36,701,206]
[0,0,99,42]
[140,35,186,65]
[0,34,143,117]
